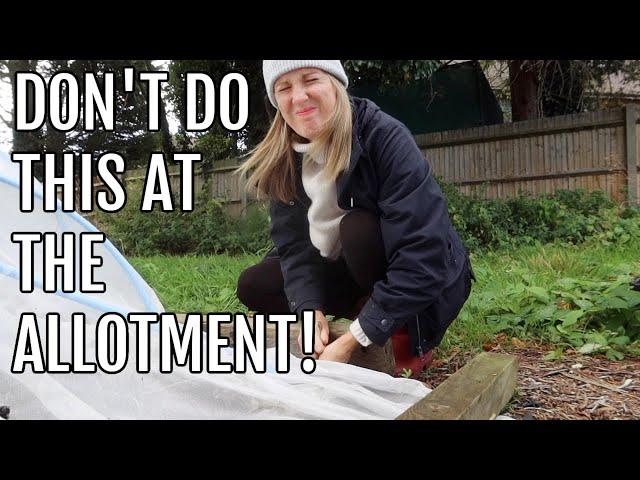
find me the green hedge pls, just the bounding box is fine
[93,187,273,257]
[94,180,639,256]
[436,179,639,251]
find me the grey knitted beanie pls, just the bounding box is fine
[263,60,349,108]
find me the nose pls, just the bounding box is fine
[291,84,309,105]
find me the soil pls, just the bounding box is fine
[420,334,640,420]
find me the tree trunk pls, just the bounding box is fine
[45,61,69,160]
[8,60,42,152]
[509,60,540,121]
[145,60,174,154]
[158,92,174,153]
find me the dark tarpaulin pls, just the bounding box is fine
[348,60,503,135]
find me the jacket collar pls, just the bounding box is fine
[293,96,378,202]
[336,130,363,200]
[336,96,375,200]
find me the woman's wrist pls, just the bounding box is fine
[342,331,361,351]
[349,319,373,347]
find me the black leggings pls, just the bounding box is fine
[237,209,386,319]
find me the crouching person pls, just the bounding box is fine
[236,60,475,379]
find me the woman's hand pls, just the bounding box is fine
[297,310,330,357]
[318,332,360,364]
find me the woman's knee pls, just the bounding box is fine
[236,258,285,311]
[339,209,387,292]
[340,208,382,251]
[236,267,256,309]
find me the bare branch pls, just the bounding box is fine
[0,110,10,127]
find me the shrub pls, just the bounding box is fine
[436,177,639,251]
[94,178,639,256]
[93,185,273,257]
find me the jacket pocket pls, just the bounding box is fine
[443,229,466,290]
[420,262,472,351]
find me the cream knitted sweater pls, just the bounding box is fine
[293,142,346,261]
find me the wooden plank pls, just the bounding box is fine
[568,129,577,190]
[585,126,593,193]
[413,108,624,149]
[461,136,467,185]
[560,127,568,190]
[543,132,551,195]
[549,120,556,193]
[549,119,557,194]
[471,139,477,189]
[490,127,498,197]
[589,124,596,192]
[431,147,439,177]
[554,120,562,193]
[614,125,626,200]
[472,139,479,188]
[176,314,396,375]
[462,140,468,186]
[597,116,605,191]
[508,129,516,197]
[396,352,518,420]
[614,127,626,167]
[625,104,639,204]
[479,140,486,199]
[512,121,521,196]
[240,170,248,217]
[525,132,533,196]
[451,132,457,183]
[579,127,589,192]
[489,137,495,199]
[603,126,611,194]
[443,145,450,182]
[453,167,622,187]
[496,134,503,198]
[535,129,543,195]
[597,113,606,191]
[605,128,616,196]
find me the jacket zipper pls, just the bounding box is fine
[415,315,424,356]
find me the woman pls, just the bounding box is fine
[236,60,474,378]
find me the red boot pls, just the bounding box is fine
[391,326,433,379]
[346,298,433,379]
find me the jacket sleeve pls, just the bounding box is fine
[269,198,326,315]
[356,118,452,346]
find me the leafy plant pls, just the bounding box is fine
[93,184,273,257]
[400,368,414,378]
[479,270,640,359]
[437,180,640,252]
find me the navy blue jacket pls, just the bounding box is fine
[268,97,473,355]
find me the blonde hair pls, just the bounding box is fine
[235,75,353,203]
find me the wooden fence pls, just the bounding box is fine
[115,157,250,218]
[95,105,640,217]
[416,105,639,204]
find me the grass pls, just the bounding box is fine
[129,254,261,313]
[440,238,640,355]
[130,236,640,358]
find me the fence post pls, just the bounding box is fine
[240,167,248,217]
[625,104,638,205]
[202,166,211,200]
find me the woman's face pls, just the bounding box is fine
[273,68,337,141]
